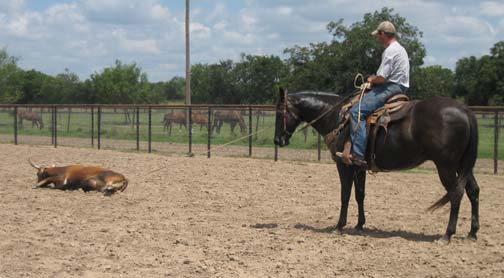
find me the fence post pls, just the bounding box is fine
[54,106,58,148]
[148,107,152,153]
[67,107,71,132]
[255,110,260,140]
[317,133,321,161]
[207,107,212,158]
[188,106,192,155]
[91,107,94,148]
[249,107,253,157]
[494,112,499,175]
[97,107,101,150]
[136,107,140,151]
[50,107,53,145]
[14,107,18,145]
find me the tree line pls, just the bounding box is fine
[0,8,502,105]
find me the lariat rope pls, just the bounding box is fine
[353,73,369,132]
[144,127,272,176]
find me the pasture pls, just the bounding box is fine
[1,144,503,277]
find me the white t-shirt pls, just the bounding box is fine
[376,41,410,88]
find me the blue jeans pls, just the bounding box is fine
[349,83,407,159]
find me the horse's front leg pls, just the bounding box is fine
[353,169,366,231]
[335,161,354,232]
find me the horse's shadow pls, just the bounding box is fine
[293,223,440,242]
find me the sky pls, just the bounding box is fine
[0,0,503,82]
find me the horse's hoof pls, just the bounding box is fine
[332,225,344,235]
[436,236,451,245]
[355,225,364,233]
[467,233,477,241]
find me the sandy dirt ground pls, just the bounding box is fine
[1,144,503,277]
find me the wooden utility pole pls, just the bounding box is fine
[185,0,192,156]
[185,0,191,106]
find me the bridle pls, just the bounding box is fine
[280,89,299,137]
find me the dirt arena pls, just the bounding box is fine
[1,144,503,277]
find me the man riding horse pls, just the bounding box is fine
[274,21,480,242]
[346,21,409,168]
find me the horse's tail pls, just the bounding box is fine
[429,106,478,212]
[459,107,479,180]
[428,194,450,212]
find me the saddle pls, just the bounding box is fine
[325,92,411,172]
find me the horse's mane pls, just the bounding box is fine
[289,91,340,98]
[289,91,342,106]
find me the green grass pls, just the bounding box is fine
[0,109,502,160]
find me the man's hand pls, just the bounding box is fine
[360,82,372,90]
[368,75,385,86]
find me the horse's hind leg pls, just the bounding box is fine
[353,169,366,231]
[465,173,480,240]
[437,166,464,242]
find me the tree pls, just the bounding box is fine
[0,49,23,103]
[284,7,426,95]
[14,69,50,104]
[165,77,186,101]
[233,54,288,104]
[89,60,162,104]
[409,66,454,100]
[40,69,81,104]
[190,61,238,104]
[454,41,504,105]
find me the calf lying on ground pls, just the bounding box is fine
[29,160,128,195]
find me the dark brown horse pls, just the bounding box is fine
[212,110,246,135]
[274,88,479,242]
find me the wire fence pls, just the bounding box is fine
[0,104,502,174]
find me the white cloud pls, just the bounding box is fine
[0,0,24,14]
[272,6,293,16]
[112,29,161,54]
[423,55,437,65]
[223,31,255,44]
[190,22,211,39]
[81,0,171,24]
[213,21,227,31]
[480,1,504,17]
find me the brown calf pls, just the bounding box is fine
[29,160,128,195]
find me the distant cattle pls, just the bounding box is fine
[18,111,44,129]
[162,111,209,136]
[29,160,128,195]
[212,110,246,135]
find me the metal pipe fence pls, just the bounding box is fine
[0,104,502,174]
